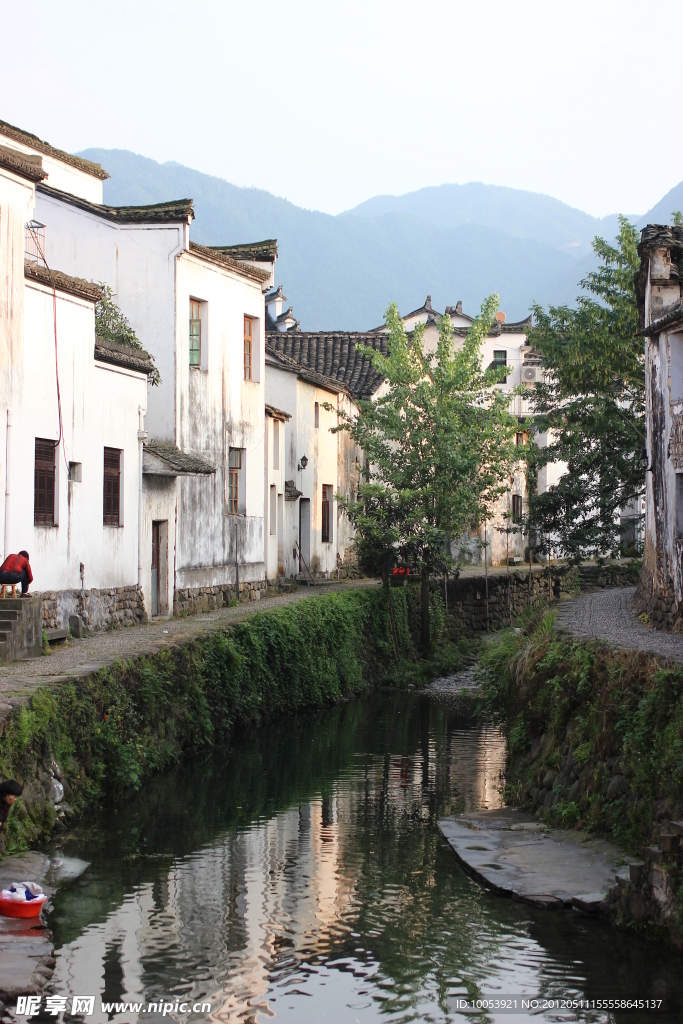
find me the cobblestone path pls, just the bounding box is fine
[556,586,683,664]
[0,580,379,711]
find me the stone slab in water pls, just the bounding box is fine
[438,808,635,910]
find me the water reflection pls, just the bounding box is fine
[48,683,682,1023]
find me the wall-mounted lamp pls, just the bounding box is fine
[298,454,308,472]
[640,447,653,472]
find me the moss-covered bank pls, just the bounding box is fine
[0,586,469,857]
[479,610,683,947]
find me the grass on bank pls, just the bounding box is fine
[0,584,472,856]
[477,608,683,852]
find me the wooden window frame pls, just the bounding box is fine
[322,484,333,543]
[103,447,121,526]
[34,438,56,526]
[228,448,242,515]
[512,493,522,523]
[189,299,201,367]
[244,316,253,381]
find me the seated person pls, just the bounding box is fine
[0,550,33,598]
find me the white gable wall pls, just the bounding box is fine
[0,130,104,204]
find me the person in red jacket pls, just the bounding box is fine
[0,551,33,598]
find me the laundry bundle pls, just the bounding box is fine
[1,881,44,901]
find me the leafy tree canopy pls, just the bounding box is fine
[526,216,643,559]
[337,296,518,648]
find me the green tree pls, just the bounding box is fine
[337,297,517,652]
[95,284,161,386]
[525,216,643,560]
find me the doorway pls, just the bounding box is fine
[299,499,310,572]
[151,520,168,616]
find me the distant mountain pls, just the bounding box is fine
[78,148,679,331]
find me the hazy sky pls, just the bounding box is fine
[3,0,681,217]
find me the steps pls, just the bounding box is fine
[0,597,43,663]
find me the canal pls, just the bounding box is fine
[47,673,683,1023]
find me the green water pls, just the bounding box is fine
[47,674,683,1023]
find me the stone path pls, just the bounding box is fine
[556,586,683,664]
[438,808,636,911]
[0,580,379,712]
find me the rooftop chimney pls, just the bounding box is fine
[455,300,462,314]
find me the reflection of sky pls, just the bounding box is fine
[48,684,682,1024]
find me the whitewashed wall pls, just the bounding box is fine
[264,412,287,579]
[16,280,146,590]
[175,252,266,587]
[0,129,104,204]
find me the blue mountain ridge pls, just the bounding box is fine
[78,148,683,331]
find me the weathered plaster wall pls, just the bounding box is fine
[34,190,183,442]
[10,281,146,591]
[174,253,266,586]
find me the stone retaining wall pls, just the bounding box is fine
[443,568,577,631]
[39,587,146,632]
[173,580,267,617]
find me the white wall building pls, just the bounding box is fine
[0,143,154,631]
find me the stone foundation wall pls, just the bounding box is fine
[635,572,682,631]
[443,568,577,632]
[173,580,267,617]
[39,587,147,632]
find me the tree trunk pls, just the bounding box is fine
[420,566,431,655]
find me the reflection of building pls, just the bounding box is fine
[50,717,506,1023]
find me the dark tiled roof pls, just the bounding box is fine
[24,260,103,302]
[643,301,683,336]
[0,119,109,180]
[452,314,532,339]
[208,239,277,262]
[143,442,215,476]
[403,294,436,320]
[94,337,155,376]
[266,330,387,399]
[276,306,298,324]
[188,242,271,283]
[265,403,291,421]
[266,284,287,303]
[38,183,194,223]
[0,144,46,183]
[265,346,345,397]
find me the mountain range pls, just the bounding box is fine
[79,148,683,331]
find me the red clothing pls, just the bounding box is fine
[0,554,32,584]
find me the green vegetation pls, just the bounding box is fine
[478,610,683,851]
[95,284,161,386]
[337,298,517,652]
[0,586,471,856]
[526,218,644,559]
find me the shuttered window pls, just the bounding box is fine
[322,484,333,543]
[512,494,522,522]
[34,438,56,526]
[103,448,121,526]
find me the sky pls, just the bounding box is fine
[2,0,681,218]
